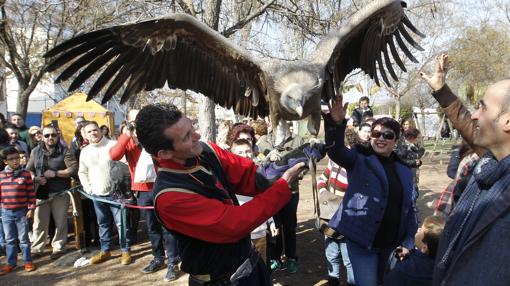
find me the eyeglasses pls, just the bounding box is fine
[371,130,396,140]
[43,133,58,138]
[5,156,20,161]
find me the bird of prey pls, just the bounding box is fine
[44,0,424,145]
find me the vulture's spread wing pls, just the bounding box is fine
[45,14,269,118]
[311,0,424,99]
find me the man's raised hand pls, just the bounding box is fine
[420,54,449,92]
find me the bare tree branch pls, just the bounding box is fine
[222,0,276,37]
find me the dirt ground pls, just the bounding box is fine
[0,156,451,286]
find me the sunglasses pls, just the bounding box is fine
[371,130,396,140]
[43,133,58,138]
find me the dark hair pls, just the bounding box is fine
[359,122,372,130]
[227,123,256,147]
[421,216,446,258]
[74,122,87,145]
[400,116,416,130]
[404,128,420,140]
[231,138,252,149]
[0,113,5,125]
[0,128,9,144]
[1,146,20,160]
[371,117,400,139]
[135,103,183,156]
[83,121,99,129]
[359,96,369,104]
[4,123,18,130]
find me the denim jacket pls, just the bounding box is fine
[326,122,418,250]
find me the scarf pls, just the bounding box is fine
[438,152,510,269]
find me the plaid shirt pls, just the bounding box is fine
[435,153,479,216]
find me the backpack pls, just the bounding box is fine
[110,161,134,203]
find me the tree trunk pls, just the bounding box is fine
[198,0,222,142]
[394,93,401,121]
[16,80,31,117]
[420,108,426,137]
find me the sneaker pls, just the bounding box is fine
[89,251,111,264]
[120,251,132,265]
[25,262,36,272]
[287,258,297,274]
[50,249,66,260]
[270,259,281,272]
[163,265,178,282]
[142,259,166,273]
[0,265,15,276]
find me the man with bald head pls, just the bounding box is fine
[421,54,510,286]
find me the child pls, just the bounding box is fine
[383,215,446,286]
[395,128,425,202]
[0,146,36,275]
[230,139,278,264]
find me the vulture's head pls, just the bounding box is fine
[278,71,322,117]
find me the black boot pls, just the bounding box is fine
[328,276,340,286]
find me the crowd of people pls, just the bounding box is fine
[0,53,509,286]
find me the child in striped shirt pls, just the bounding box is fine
[0,146,36,275]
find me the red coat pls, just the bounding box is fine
[155,142,292,243]
[109,134,153,191]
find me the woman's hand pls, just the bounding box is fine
[327,93,349,124]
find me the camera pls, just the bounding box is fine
[126,122,136,132]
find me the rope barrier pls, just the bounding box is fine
[34,184,155,250]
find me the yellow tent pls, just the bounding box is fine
[42,92,115,144]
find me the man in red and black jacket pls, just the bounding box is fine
[109,109,180,282]
[135,103,307,286]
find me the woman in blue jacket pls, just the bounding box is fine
[325,96,418,286]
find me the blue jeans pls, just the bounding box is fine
[0,214,5,249]
[325,237,355,284]
[346,240,393,286]
[138,191,179,265]
[93,195,131,252]
[2,208,32,266]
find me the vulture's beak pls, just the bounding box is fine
[295,106,303,117]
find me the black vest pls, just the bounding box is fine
[153,142,251,278]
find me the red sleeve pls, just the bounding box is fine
[208,142,266,197]
[155,178,291,243]
[109,134,131,160]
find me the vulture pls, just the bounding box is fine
[44,0,424,145]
